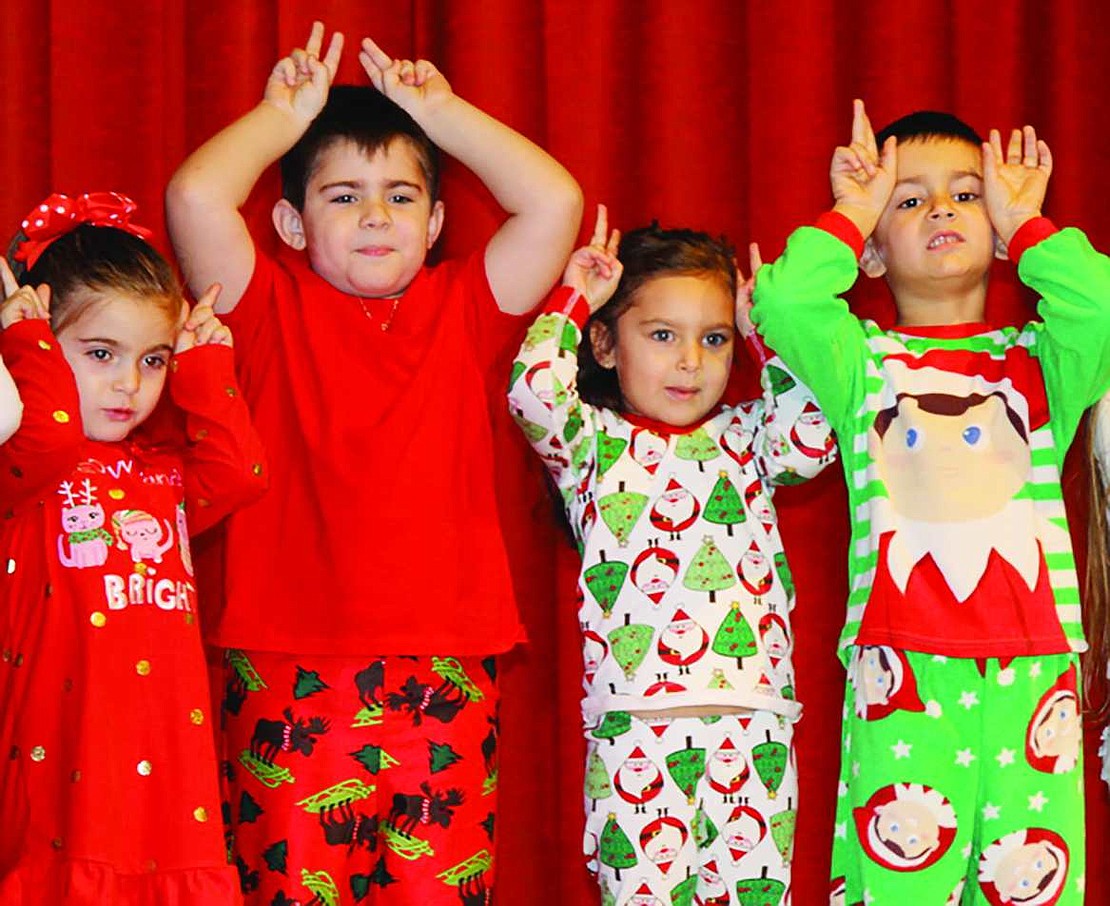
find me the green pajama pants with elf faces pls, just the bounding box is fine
[831,648,1084,906]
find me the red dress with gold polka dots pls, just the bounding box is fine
[0,319,266,904]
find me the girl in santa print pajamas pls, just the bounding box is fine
[509,206,836,906]
[0,193,266,903]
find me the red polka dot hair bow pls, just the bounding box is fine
[13,191,154,269]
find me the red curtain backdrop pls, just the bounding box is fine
[6,2,1110,902]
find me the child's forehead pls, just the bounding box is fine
[309,136,429,187]
[895,137,983,181]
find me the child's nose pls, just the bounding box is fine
[360,199,391,227]
[113,364,141,394]
[677,341,702,370]
[928,198,956,220]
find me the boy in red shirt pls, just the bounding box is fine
[165,22,582,904]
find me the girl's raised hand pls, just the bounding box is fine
[563,204,622,313]
[734,242,763,338]
[265,21,344,124]
[175,284,233,354]
[0,257,50,329]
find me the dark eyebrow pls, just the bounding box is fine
[895,169,983,188]
[317,179,424,193]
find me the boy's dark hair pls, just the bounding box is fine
[578,223,737,410]
[10,225,181,334]
[875,110,984,149]
[280,85,440,210]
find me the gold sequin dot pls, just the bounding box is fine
[51,838,62,850]
[13,654,22,668]
[195,428,209,440]
[197,498,210,508]
[52,410,70,424]
[8,746,18,760]
[108,488,124,500]
[90,612,107,628]
[37,339,52,351]
[224,386,237,397]
[252,463,263,476]
[5,559,14,574]
[193,806,208,822]
[45,582,53,598]
[137,760,152,776]
[145,859,157,873]
[183,612,195,626]
[135,659,151,676]
[30,746,45,762]
[71,770,81,783]
[189,708,205,726]
[170,359,179,373]
[9,466,21,478]
[2,650,10,663]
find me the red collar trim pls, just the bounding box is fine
[893,322,991,339]
[621,407,722,435]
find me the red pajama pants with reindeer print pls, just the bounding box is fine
[218,650,498,905]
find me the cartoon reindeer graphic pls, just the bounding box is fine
[386,675,468,726]
[249,708,330,765]
[388,781,464,836]
[318,799,378,853]
[57,479,112,569]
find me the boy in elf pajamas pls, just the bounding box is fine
[752,101,1110,904]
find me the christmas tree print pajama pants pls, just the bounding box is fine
[833,648,1085,906]
[219,650,499,905]
[584,711,796,906]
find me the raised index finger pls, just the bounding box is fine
[304,20,325,58]
[361,36,393,71]
[852,99,876,154]
[321,31,344,77]
[589,204,609,247]
[0,257,19,298]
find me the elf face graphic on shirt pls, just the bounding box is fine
[875,392,1028,522]
[872,391,1041,603]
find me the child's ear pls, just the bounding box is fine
[860,237,887,278]
[426,200,446,249]
[993,232,1009,261]
[272,199,307,250]
[589,321,617,369]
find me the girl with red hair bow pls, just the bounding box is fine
[0,192,266,903]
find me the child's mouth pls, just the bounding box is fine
[926,231,964,250]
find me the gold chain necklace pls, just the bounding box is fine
[357,296,402,332]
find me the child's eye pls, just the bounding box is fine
[331,193,357,204]
[954,191,979,203]
[703,332,731,348]
[389,194,415,205]
[897,197,921,209]
[650,329,674,342]
[87,348,112,363]
[143,354,168,370]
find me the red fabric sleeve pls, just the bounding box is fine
[167,343,268,536]
[0,319,84,509]
[814,210,867,260]
[1007,216,1060,264]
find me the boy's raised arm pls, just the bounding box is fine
[165,23,343,313]
[359,38,583,316]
